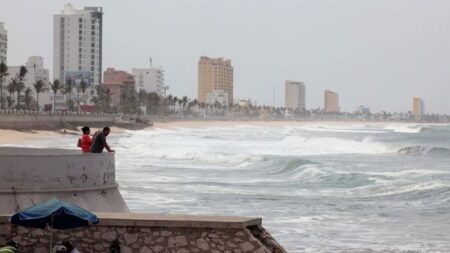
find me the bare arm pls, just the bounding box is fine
[103,141,114,153]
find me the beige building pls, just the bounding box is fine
[285,80,305,111]
[412,96,424,120]
[198,56,233,105]
[324,90,339,113]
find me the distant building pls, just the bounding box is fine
[0,22,7,64]
[103,68,135,106]
[198,56,233,105]
[132,67,165,96]
[413,96,424,120]
[285,80,305,111]
[206,90,229,107]
[53,4,103,98]
[324,90,339,113]
[356,105,370,114]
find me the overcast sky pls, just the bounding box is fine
[1,0,449,113]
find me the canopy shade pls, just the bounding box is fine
[10,198,99,229]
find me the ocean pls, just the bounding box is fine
[25,123,450,252]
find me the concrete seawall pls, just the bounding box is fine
[0,147,129,213]
[0,213,287,253]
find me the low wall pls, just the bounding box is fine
[0,213,287,253]
[0,147,128,213]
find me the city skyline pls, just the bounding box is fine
[1,1,450,113]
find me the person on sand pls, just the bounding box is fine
[77,126,92,153]
[62,241,80,253]
[90,127,115,153]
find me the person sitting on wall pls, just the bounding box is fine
[77,126,93,153]
[90,127,115,153]
[0,241,17,253]
[62,241,80,253]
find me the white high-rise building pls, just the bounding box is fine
[132,67,166,96]
[285,80,305,111]
[53,4,103,99]
[0,22,7,64]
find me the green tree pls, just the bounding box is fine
[24,87,33,110]
[33,80,44,111]
[0,61,8,109]
[79,79,88,105]
[6,82,14,109]
[63,81,73,111]
[15,66,27,109]
[50,79,62,112]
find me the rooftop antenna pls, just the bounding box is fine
[149,57,153,68]
[273,85,276,108]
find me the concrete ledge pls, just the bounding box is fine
[0,212,262,229]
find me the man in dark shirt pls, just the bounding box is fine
[90,127,115,153]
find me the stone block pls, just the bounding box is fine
[235,231,245,237]
[101,231,117,241]
[94,244,105,251]
[34,246,48,253]
[121,245,132,253]
[196,238,209,251]
[239,242,255,252]
[152,245,163,253]
[17,226,29,235]
[31,229,45,237]
[140,246,153,253]
[123,233,139,245]
[161,231,172,237]
[0,224,11,235]
[168,235,188,248]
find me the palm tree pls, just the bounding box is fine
[0,61,8,110]
[14,81,25,110]
[16,66,27,109]
[50,79,62,112]
[79,79,88,105]
[64,81,73,111]
[24,87,33,110]
[33,80,44,111]
[6,82,14,109]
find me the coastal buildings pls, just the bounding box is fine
[6,56,53,110]
[198,56,233,105]
[413,96,425,120]
[103,68,135,106]
[324,90,339,113]
[0,22,7,63]
[132,67,166,96]
[53,4,103,99]
[285,80,305,111]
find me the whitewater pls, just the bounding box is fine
[19,123,450,252]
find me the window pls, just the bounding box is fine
[79,24,82,29]
[91,43,95,47]
[91,31,95,36]
[91,67,95,71]
[79,18,82,23]
[91,49,95,53]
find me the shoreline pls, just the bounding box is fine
[0,119,437,145]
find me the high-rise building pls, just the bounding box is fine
[0,22,7,64]
[132,67,166,96]
[198,56,233,104]
[413,96,424,120]
[285,80,305,111]
[324,90,339,113]
[53,4,103,98]
[103,68,135,106]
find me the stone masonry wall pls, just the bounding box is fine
[0,223,286,253]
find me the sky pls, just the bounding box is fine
[1,0,450,113]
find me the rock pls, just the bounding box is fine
[131,243,140,249]
[75,231,84,238]
[93,231,101,239]
[31,229,45,237]
[123,233,139,245]
[140,246,153,253]
[101,231,117,241]
[176,249,189,253]
[227,241,237,248]
[239,242,255,252]
[152,245,164,253]
[234,250,242,253]
[0,224,11,235]
[254,247,269,253]
[94,244,105,251]
[168,236,188,247]
[117,228,127,235]
[161,231,172,237]
[34,247,48,253]
[208,233,219,239]
[17,226,29,234]
[152,231,159,236]
[140,228,151,233]
[121,245,132,253]
[196,238,210,251]
[57,233,70,239]
[235,231,245,237]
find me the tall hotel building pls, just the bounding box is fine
[0,22,7,64]
[413,96,424,120]
[53,4,103,97]
[198,56,234,105]
[324,90,339,113]
[285,80,305,111]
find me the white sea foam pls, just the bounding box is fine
[383,125,422,133]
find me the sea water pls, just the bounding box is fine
[23,123,450,252]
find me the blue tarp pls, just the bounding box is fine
[10,198,99,229]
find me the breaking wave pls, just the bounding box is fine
[398,146,450,156]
